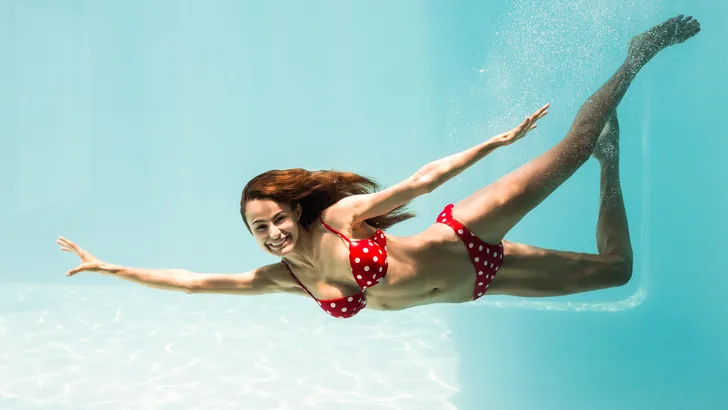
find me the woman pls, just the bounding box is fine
[58,15,700,318]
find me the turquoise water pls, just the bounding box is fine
[1,0,725,409]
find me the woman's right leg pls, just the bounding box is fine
[592,114,633,271]
[452,15,700,244]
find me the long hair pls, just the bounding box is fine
[240,168,415,232]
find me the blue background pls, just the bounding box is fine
[1,0,725,408]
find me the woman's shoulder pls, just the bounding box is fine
[256,261,305,295]
[318,203,357,235]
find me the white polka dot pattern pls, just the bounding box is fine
[320,294,367,319]
[348,230,388,290]
[436,204,504,301]
[283,217,390,320]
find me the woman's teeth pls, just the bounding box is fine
[269,236,289,248]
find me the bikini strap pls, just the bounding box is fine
[281,260,318,301]
[318,215,351,243]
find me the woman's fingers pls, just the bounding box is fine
[535,103,550,116]
[57,236,84,256]
[532,105,549,121]
[527,104,549,126]
[66,262,92,276]
[66,266,86,276]
[58,243,77,255]
[503,104,549,144]
[523,104,549,135]
[58,236,100,276]
[57,236,77,249]
[57,237,73,251]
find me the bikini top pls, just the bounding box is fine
[281,215,389,319]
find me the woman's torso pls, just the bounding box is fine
[281,217,477,311]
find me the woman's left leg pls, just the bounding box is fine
[451,15,700,245]
[486,240,630,297]
[489,114,633,296]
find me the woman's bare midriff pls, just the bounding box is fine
[365,224,479,310]
[284,221,479,311]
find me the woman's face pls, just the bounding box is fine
[244,199,302,256]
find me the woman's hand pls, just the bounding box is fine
[56,236,104,276]
[494,103,550,146]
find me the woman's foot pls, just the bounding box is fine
[593,112,620,164]
[627,15,701,67]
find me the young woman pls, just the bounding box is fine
[58,15,700,319]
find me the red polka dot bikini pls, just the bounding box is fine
[281,203,503,319]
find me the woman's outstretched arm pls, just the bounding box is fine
[419,104,549,193]
[327,105,550,225]
[56,236,291,295]
[93,264,200,293]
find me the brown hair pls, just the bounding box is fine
[240,168,415,232]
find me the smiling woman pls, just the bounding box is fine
[58,15,701,319]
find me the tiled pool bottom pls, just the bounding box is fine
[0,281,642,409]
[0,283,460,410]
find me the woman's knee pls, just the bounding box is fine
[603,255,633,287]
